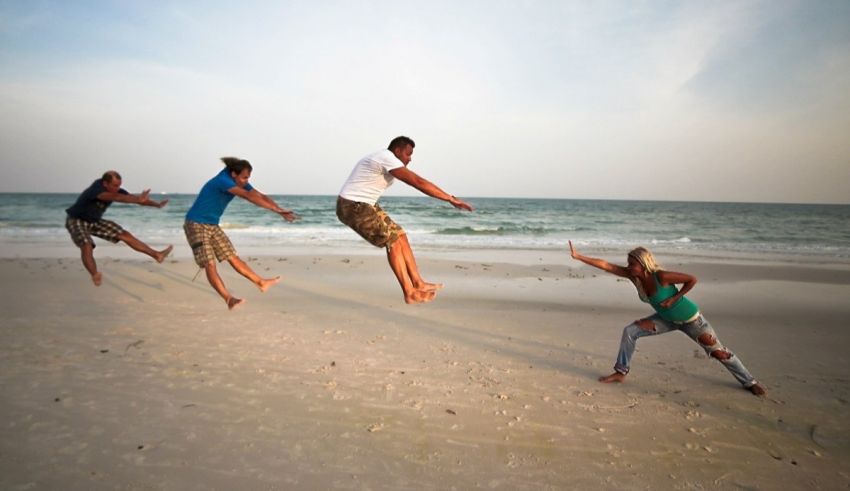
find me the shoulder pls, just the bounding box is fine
[212,170,236,187]
[367,149,404,170]
[657,269,696,284]
[81,180,105,198]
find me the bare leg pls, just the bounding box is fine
[204,261,243,310]
[227,256,280,292]
[599,372,626,383]
[396,234,442,292]
[117,231,173,262]
[387,239,434,304]
[80,242,101,286]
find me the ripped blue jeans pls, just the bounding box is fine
[613,313,758,388]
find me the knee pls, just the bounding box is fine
[697,333,716,346]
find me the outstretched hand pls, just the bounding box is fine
[450,197,474,211]
[155,198,169,208]
[139,189,151,202]
[568,240,579,259]
[278,209,298,222]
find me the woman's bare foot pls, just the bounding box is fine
[404,289,436,304]
[747,383,767,397]
[91,272,103,287]
[227,297,245,310]
[258,276,281,293]
[599,372,626,383]
[155,245,174,263]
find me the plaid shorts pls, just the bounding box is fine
[65,215,125,248]
[336,196,405,249]
[183,220,237,267]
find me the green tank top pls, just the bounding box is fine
[642,273,700,322]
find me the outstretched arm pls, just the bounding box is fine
[229,187,298,222]
[656,270,698,308]
[97,189,168,208]
[389,167,473,211]
[568,240,630,277]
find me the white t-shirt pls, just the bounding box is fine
[338,149,405,205]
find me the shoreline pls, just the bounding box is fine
[3,240,850,266]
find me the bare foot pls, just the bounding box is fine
[227,297,245,310]
[599,372,626,383]
[748,383,767,397]
[404,289,436,304]
[155,245,174,263]
[417,281,444,292]
[258,276,281,293]
[91,272,103,287]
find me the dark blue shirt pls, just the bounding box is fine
[185,169,254,225]
[66,179,129,223]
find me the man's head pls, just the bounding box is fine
[388,136,415,166]
[101,171,122,193]
[221,157,253,187]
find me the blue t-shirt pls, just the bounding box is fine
[66,179,129,223]
[185,169,254,224]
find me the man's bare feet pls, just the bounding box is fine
[91,272,103,287]
[155,245,174,263]
[227,296,245,310]
[404,289,436,304]
[599,372,626,383]
[747,383,767,397]
[258,276,281,293]
[417,281,444,292]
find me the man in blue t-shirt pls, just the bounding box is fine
[65,170,173,286]
[184,157,297,310]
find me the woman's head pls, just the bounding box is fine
[627,247,661,276]
[221,157,252,187]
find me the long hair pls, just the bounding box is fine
[627,247,662,274]
[627,247,662,300]
[221,157,252,175]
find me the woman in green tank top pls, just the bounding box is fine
[569,241,766,397]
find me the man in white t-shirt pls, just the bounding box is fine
[337,136,473,304]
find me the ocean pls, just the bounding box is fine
[1,193,849,259]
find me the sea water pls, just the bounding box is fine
[1,193,848,258]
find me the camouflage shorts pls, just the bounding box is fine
[336,196,405,249]
[183,220,237,267]
[65,215,125,248]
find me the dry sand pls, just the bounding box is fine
[1,249,849,490]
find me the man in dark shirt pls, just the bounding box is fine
[65,170,173,286]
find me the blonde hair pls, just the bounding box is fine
[628,247,662,274]
[627,247,662,301]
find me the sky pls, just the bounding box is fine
[1,0,848,203]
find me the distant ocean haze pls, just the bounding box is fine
[1,193,849,258]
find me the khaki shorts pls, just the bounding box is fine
[65,216,125,248]
[184,220,237,267]
[336,196,404,249]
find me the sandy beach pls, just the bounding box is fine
[1,248,849,490]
